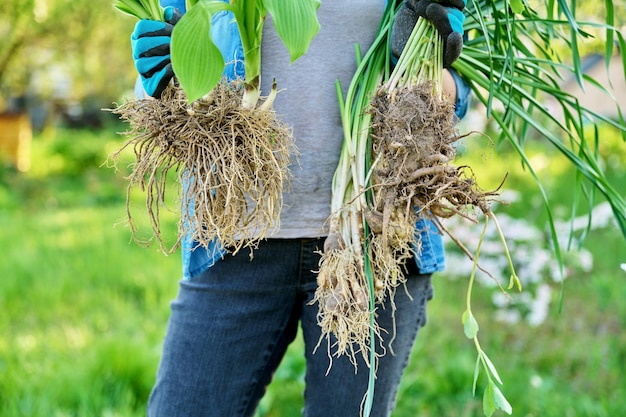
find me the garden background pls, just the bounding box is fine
[1,1,625,416]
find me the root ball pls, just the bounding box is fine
[109,81,296,254]
[368,82,495,247]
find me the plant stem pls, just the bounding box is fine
[488,211,521,291]
[230,1,263,108]
[387,18,442,96]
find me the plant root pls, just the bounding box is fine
[314,243,372,362]
[108,80,295,254]
[368,82,498,272]
[314,83,505,369]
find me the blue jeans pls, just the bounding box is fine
[148,238,433,417]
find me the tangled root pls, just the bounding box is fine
[108,81,295,254]
[367,231,412,302]
[314,240,373,363]
[314,83,505,370]
[314,225,411,366]
[368,82,496,267]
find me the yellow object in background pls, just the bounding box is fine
[0,112,31,172]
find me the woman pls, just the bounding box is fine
[131,1,470,415]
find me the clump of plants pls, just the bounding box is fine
[313,6,517,414]
[315,0,626,415]
[111,0,320,253]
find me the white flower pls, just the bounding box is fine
[495,309,521,325]
[530,374,543,389]
[526,284,552,327]
[577,250,594,272]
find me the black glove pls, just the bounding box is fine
[391,0,466,68]
[131,6,183,98]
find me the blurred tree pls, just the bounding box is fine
[1,1,622,125]
[1,0,138,112]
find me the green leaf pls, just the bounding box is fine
[113,0,163,20]
[462,309,479,339]
[171,2,225,103]
[481,352,503,385]
[483,382,496,417]
[186,0,200,9]
[113,0,152,20]
[264,0,321,62]
[458,0,626,244]
[138,0,164,20]
[508,0,525,14]
[509,273,521,291]
[492,384,513,415]
[472,355,481,395]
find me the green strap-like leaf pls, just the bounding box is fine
[171,2,226,103]
[264,0,321,62]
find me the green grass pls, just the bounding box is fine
[0,125,181,416]
[0,124,624,416]
[0,206,180,416]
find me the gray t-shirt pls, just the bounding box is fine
[260,2,385,238]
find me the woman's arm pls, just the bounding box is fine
[444,68,470,119]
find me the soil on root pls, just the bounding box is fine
[109,81,295,254]
[368,81,495,246]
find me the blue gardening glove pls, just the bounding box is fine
[131,6,182,98]
[391,0,466,68]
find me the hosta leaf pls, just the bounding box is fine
[264,0,320,62]
[171,2,225,103]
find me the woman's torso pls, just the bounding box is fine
[260,1,385,238]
